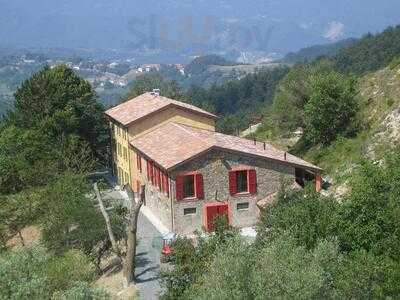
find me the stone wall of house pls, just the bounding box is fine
[169,149,295,235]
[143,183,173,232]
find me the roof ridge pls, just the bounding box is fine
[174,123,320,168]
[130,121,322,172]
[176,123,285,153]
[105,92,218,126]
[171,122,214,148]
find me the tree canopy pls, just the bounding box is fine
[334,25,400,75]
[304,71,359,146]
[12,65,109,165]
[124,73,183,101]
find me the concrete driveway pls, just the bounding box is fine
[135,211,164,300]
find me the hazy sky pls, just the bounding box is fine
[0,0,399,54]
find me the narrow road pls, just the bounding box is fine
[135,212,163,300]
[99,172,164,299]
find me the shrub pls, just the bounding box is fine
[0,247,51,299]
[336,153,400,260]
[257,185,339,249]
[251,234,340,299]
[184,237,252,299]
[183,233,342,300]
[334,251,400,299]
[52,282,109,300]
[44,250,96,292]
[0,246,107,299]
[161,221,239,299]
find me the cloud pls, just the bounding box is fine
[323,21,345,40]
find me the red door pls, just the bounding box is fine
[205,203,229,232]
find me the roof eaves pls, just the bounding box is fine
[122,103,218,128]
[166,146,217,172]
[129,143,169,172]
[104,113,128,128]
[166,145,323,173]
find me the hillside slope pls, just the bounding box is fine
[302,62,400,195]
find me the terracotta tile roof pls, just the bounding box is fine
[130,122,322,172]
[105,92,218,126]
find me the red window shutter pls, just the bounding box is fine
[146,160,151,180]
[176,176,184,200]
[137,154,141,171]
[149,162,154,184]
[161,172,165,193]
[229,171,237,195]
[164,173,170,196]
[157,168,161,190]
[248,170,257,194]
[195,173,204,199]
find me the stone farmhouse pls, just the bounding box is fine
[105,91,322,235]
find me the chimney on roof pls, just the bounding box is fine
[151,88,160,96]
[284,152,287,161]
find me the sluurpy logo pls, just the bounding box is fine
[125,15,275,52]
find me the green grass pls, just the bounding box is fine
[303,133,367,183]
[389,56,400,70]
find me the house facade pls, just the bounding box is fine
[105,91,322,235]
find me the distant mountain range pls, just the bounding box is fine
[1,0,400,62]
[282,38,359,64]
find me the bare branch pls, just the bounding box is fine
[94,182,121,258]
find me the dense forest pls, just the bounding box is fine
[333,24,400,75]
[282,38,358,64]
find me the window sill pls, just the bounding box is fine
[232,192,256,197]
[178,197,200,203]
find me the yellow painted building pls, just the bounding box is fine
[105,91,218,192]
